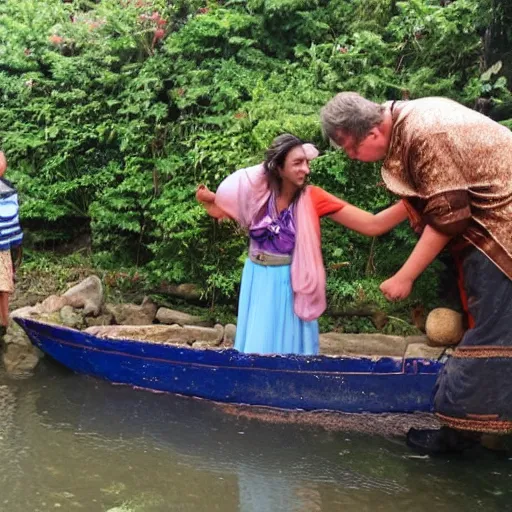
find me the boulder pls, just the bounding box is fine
[184,324,224,345]
[10,304,43,319]
[106,296,157,325]
[2,322,43,373]
[85,313,114,327]
[3,321,34,348]
[224,323,236,346]
[404,343,445,360]
[425,308,464,346]
[319,333,408,358]
[2,344,41,374]
[63,275,103,316]
[84,324,191,344]
[40,295,71,314]
[156,307,210,326]
[84,323,224,346]
[59,306,85,329]
[192,340,221,349]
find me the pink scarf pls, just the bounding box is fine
[215,156,326,322]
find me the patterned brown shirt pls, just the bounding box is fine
[382,97,512,279]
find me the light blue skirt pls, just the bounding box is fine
[234,259,319,355]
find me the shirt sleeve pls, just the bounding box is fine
[423,190,471,236]
[407,133,471,236]
[309,185,347,218]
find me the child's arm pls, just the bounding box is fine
[196,184,230,220]
[0,152,7,177]
[329,200,408,236]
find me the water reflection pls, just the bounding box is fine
[0,360,510,511]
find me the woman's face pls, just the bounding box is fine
[279,146,310,189]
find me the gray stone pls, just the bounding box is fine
[3,321,33,348]
[404,343,445,360]
[184,324,224,344]
[85,313,114,327]
[63,275,103,316]
[10,304,43,319]
[84,324,190,344]
[319,333,407,358]
[405,335,430,346]
[59,306,84,329]
[3,343,41,374]
[224,323,237,345]
[40,295,71,314]
[84,322,224,346]
[156,307,210,326]
[191,340,220,349]
[106,296,157,325]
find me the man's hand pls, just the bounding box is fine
[380,274,414,301]
[380,225,452,302]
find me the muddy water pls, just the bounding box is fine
[0,360,510,512]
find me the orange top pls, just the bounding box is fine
[309,185,347,218]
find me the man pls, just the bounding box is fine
[320,93,512,454]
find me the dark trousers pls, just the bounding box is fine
[434,249,512,432]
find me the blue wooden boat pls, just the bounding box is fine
[14,317,443,414]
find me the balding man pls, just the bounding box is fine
[321,93,512,454]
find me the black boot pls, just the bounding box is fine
[406,426,480,455]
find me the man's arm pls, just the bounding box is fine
[380,225,451,300]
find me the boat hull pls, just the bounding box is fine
[15,317,443,414]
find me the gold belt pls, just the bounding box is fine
[249,252,292,266]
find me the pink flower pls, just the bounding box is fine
[49,34,63,45]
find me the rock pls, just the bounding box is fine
[404,335,430,345]
[63,275,103,316]
[59,306,84,329]
[2,322,43,373]
[84,323,224,346]
[106,296,157,325]
[84,324,191,344]
[156,307,210,326]
[319,333,408,358]
[425,308,464,346]
[38,312,63,325]
[85,313,114,327]
[224,323,236,345]
[191,340,219,349]
[157,283,202,301]
[183,324,224,344]
[404,343,445,360]
[40,295,71,314]
[2,343,41,374]
[10,304,43,319]
[3,321,34,348]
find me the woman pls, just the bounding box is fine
[196,134,407,355]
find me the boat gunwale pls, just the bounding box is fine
[15,317,443,377]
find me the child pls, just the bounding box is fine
[0,151,23,336]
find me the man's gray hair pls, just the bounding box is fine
[320,92,385,143]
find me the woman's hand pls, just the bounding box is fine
[196,184,229,220]
[196,184,216,204]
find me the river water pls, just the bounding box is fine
[0,360,510,512]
